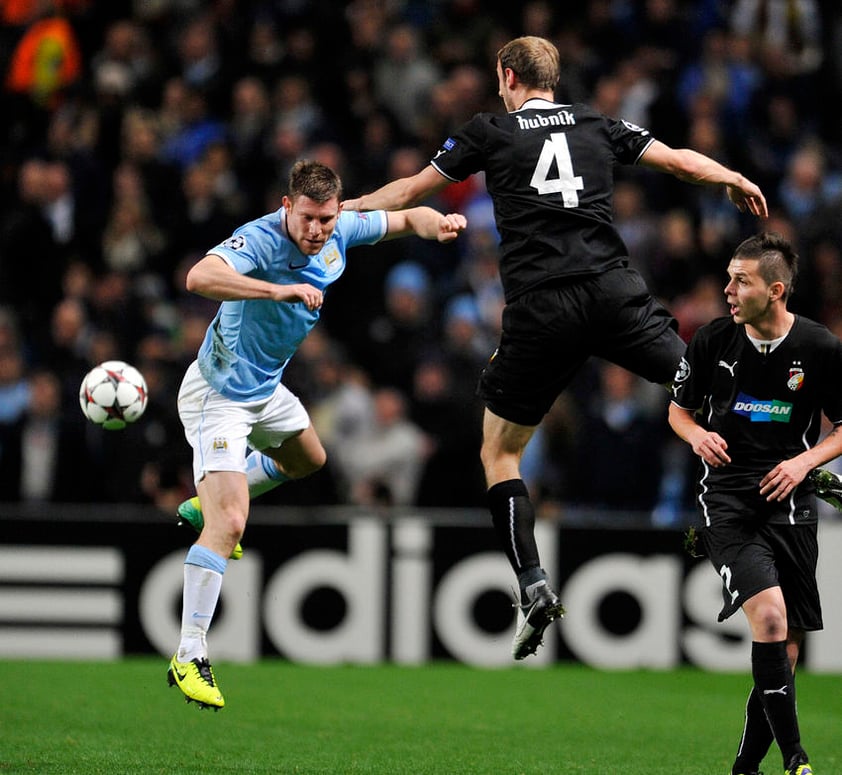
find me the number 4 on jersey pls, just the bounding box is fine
[530,132,584,206]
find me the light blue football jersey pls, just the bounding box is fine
[197,207,388,400]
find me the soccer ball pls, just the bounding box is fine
[79,360,148,430]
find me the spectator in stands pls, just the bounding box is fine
[159,81,226,172]
[228,76,273,210]
[0,313,29,426]
[362,260,438,394]
[0,369,94,503]
[102,162,166,274]
[569,362,668,512]
[373,23,440,141]
[412,354,486,507]
[336,386,429,506]
[777,141,842,224]
[1,159,64,329]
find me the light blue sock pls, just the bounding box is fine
[185,544,228,575]
[180,546,226,660]
[246,451,290,499]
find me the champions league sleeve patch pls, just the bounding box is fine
[220,235,246,250]
[621,120,649,135]
[670,356,690,398]
[674,356,690,384]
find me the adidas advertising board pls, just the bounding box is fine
[1,506,841,672]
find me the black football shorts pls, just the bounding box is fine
[699,512,822,630]
[478,266,685,425]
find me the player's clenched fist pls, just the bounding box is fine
[287,283,323,310]
[437,213,468,242]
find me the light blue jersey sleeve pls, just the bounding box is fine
[196,208,388,401]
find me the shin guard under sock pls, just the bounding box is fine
[751,640,804,766]
[488,479,540,578]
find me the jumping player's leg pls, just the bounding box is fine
[261,423,327,479]
[481,408,565,659]
[178,425,326,536]
[476,284,599,657]
[168,469,247,710]
[172,418,327,705]
[593,266,687,389]
[481,408,542,584]
[177,375,323,551]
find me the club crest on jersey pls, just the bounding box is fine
[787,363,804,391]
[322,245,341,271]
[220,235,246,250]
[212,437,228,452]
[732,391,793,423]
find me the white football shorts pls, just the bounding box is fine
[178,360,311,484]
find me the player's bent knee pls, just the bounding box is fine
[746,601,788,641]
[286,448,327,479]
[305,449,327,475]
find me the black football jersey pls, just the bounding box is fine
[430,98,655,301]
[672,316,842,491]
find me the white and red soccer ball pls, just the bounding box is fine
[79,360,148,430]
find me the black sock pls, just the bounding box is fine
[487,479,541,584]
[751,641,804,766]
[732,687,774,774]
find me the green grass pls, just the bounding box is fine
[1,660,840,774]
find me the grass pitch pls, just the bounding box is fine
[1,659,840,774]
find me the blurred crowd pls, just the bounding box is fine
[2,0,842,524]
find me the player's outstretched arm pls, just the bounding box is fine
[343,165,451,212]
[383,207,467,243]
[640,140,768,218]
[187,254,323,309]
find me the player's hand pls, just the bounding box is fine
[281,283,323,310]
[726,177,768,218]
[690,430,730,468]
[436,213,467,242]
[341,197,363,211]
[759,458,811,502]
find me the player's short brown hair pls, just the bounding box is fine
[497,36,560,91]
[733,232,798,299]
[288,160,342,203]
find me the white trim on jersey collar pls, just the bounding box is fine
[746,332,787,353]
[514,97,569,111]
